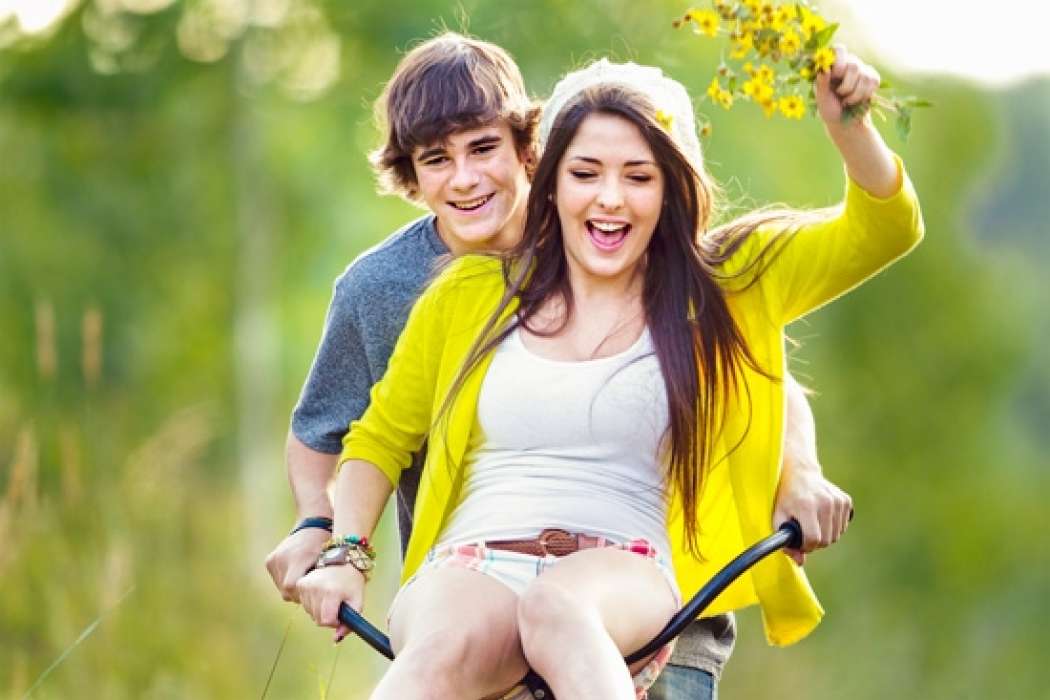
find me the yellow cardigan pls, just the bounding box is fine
[342,158,924,646]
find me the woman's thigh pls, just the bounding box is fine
[524,546,678,657]
[387,565,528,690]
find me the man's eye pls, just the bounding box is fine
[474,145,497,155]
[422,156,448,166]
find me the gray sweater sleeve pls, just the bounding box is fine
[291,272,374,454]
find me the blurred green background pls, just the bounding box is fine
[1,1,1046,698]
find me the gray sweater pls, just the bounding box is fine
[292,215,446,549]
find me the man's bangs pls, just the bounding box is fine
[396,111,502,154]
[393,63,509,153]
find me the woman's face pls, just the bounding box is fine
[555,112,664,289]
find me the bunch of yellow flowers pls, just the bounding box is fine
[674,0,929,139]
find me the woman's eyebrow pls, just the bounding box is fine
[567,155,656,166]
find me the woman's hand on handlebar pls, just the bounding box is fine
[296,565,366,643]
[773,464,853,566]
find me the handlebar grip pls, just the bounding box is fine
[338,602,394,660]
[781,518,804,550]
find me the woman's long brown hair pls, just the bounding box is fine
[435,84,801,557]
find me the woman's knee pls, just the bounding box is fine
[517,577,593,651]
[386,630,480,696]
[392,614,527,697]
[401,624,489,674]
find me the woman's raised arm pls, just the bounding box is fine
[816,47,900,199]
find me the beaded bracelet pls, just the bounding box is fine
[324,534,377,561]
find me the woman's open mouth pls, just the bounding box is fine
[586,219,630,252]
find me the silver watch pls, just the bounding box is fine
[316,544,375,576]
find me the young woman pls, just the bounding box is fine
[297,50,923,700]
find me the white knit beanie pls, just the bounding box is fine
[539,58,703,172]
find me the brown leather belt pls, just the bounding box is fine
[484,528,604,558]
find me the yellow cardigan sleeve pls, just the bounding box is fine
[339,272,441,486]
[746,155,925,324]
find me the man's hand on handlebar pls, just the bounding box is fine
[265,527,332,602]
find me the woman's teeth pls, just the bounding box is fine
[586,220,630,249]
[450,194,493,211]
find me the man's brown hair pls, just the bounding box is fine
[370,32,540,202]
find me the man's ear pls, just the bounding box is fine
[519,144,538,179]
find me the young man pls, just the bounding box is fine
[264,32,852,697]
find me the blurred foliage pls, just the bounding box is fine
[1,1,1046,698]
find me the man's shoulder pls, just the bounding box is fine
[334,216,445,298]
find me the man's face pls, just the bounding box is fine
[412,120,530,255]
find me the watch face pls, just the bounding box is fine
[322,545,347,566]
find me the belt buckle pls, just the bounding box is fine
[538,528,574,556]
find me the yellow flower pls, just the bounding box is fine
[729,32,753,59]
[655,109,675,132]
[774,4,796,26]
[739,18,761,35]
[691,9,720,37]
[758,96,777,118]
[800,7,827,39]
[756,63,775,84]
[743,79,774,103]
[743,61,756,76]
[707,77,722,100]
[758,2,776,26]
[779,30,801,57]
[700,122,713,138]
[778,95,806,119]
[800,66,813,80]
[813,47,836,73]
[743,0,761,16]
[717,89,734,109]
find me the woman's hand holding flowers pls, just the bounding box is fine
[814,46,880,131]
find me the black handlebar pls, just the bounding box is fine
[338,603,394,659]
[624,519,801,663]
[337,519,804,666]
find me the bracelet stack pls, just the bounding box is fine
[315,534,377,578]
[324,534,377,559]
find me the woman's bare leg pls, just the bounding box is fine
[517,548,677,700]
[371,566,527,700]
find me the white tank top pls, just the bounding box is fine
[438,325,672,556]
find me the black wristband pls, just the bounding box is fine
[290,516,334,536]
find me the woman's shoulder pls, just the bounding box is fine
[430,254,504,290]
[704,208,824,290]
[441,254,504,281]
[418,254,507,312]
